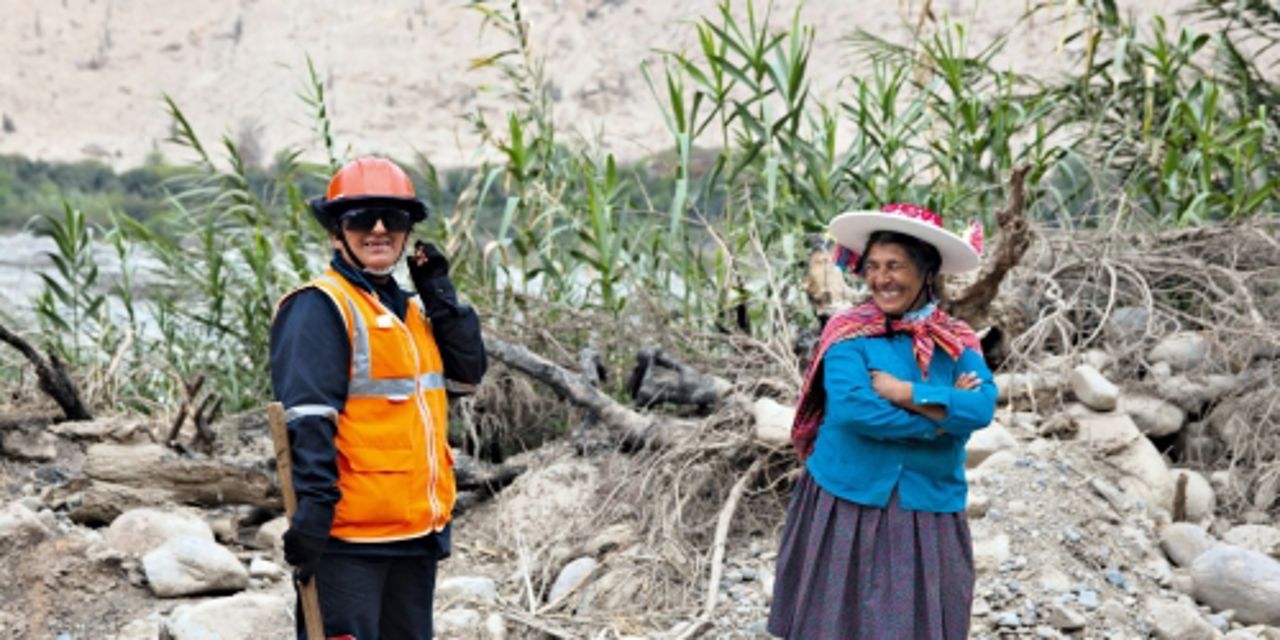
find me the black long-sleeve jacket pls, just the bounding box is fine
[269,253,486,557]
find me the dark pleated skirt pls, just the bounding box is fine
[767,473,974,640]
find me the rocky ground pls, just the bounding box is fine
[2,328,1279,639]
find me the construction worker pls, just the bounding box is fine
[270,156,487,639]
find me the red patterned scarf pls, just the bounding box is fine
[790,300,982,459]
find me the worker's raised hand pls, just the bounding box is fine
[282,527,327,584]
[409,241,450,281]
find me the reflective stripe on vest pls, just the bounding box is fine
[316,275,446,398]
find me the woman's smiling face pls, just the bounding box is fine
[861,242,925,316]
[333,216,407,273]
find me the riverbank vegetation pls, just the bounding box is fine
[5,0,1278,421]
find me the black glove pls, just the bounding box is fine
[282,526,327,584]
[409,241,450,280]
[408,241,460,319]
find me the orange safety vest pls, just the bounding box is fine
[278,268,455,542]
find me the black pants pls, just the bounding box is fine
[297,553,438,640]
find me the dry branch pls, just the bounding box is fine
[0,319,92,421]
[484,336,699,448]
[947,164,1034,327]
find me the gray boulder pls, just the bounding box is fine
[1222,525,1280,558]
[166,593,291,640]
[1120,394,1186,437]
[549,556,598,602]
[0,501,55,546]
[1145,597,1221,640]
[1150,332,1210,372]
[1191,545,1280,625]
[1069,365,1119,411]
[1160,523,1216,568]
[105,507,214,557]
[142,535,250,597]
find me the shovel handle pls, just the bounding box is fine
[268,402,327,640]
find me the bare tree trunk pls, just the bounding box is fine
[946,165,1035,326]
[0,320,92,421]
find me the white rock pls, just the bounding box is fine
[0,429,57,461]
[752,397,793,444]
[247,557,283,579]
[253,516,288,551]
[1146,597,1220,640]
[483,613,507,640]
[1073,411,1141,448]
[1149,332,1209,372]
[1120,394,1186,437]
[438,575,499,604]
[973,532,1011,575]
[436,608,481,634]
[1223,525,1280,558]
[142,535,250,597]
[1191,545,1280,626]
[1112,438,1172,509]
[549,556,598,602]
[1069,365,1119,411]
[0,501,54,546]
[166,593,291,640]
[1162,469,1216,522]
[1161,522,1217,567]
[1158,373,1238,413]
[106,508,214,557]
[965,423,1018,469]
[1036,566,1073,593]
[1080,349,1115,373]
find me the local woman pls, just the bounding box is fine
[768,204,998,639]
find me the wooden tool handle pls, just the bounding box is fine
[267,402,327,640]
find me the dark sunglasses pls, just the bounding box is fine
[339,207,413,233]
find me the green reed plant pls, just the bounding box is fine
[33,203,107,366]
[1046,2,1280,225]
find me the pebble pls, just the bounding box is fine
[1078,589,1100,610]
[997,611,1022,627]
[740,567,757,582]
[1063,527,1082,542]
[1104,569,1129,591]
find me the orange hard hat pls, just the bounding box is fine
[310,157,428,228]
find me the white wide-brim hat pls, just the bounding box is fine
[829,204,983,275]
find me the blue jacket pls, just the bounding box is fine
[805,334,997,513]
[269,253,486,557]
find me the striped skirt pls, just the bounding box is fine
[767,473,974,640]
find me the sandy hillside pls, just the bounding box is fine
[0,0,1195,170]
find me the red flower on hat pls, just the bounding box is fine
[963,220,985,255]
[881,203,943,227]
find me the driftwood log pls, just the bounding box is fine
[49,442,277,524]
[485,337,791,449]
[0,320,91,421]
[485,337,703,449]
[453,451,526,513]
[626,347,732,413]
